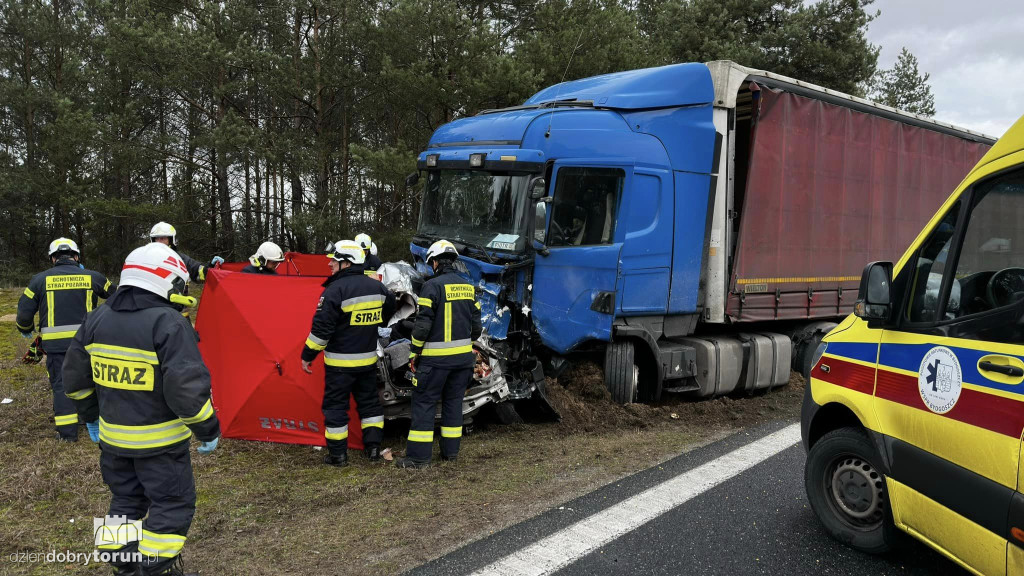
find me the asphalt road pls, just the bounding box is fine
[410,421,960,576]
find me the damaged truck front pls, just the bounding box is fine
[407,60,994,407]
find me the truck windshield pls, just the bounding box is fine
[418,170,531,252]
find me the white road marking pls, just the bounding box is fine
[470,423,801,576]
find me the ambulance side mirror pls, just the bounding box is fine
[855,261,893,326]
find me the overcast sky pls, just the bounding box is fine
[865,0,1024,137]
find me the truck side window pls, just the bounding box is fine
[906,202,961,323]
[547,167,624,247]
[944,170,1024,331]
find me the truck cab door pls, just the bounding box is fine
[531,162,629,354]
[877,163,1024,576]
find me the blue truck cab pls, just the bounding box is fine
[411,62,719,403]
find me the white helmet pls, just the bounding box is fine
[370,242,378,256]
[120,242,196,307]
[326,239,365,265]
[48,237,80,257]
[354,233,372,252]
[425,239,458,264]
[252,241,285,266]
[150,222,178,247]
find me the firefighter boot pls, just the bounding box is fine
[394,456,430,469]
[112,565,141,576]
[365,444,381,462]
[150,556,198,576]
[324,450,349,467]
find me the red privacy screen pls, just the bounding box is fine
[727,86,990,321]
[195,267,364,449]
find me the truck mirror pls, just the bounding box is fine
[534,203,548,244]
[405,172,420,188]
[529,177,547,200]
[854,261,893,323]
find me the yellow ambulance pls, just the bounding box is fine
[802,113,1024,576]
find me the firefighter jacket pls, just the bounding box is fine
[410,264,482,369]
[179,252,210,282]
[302,265,397,372]
[16,258,115,354]
[241,263,276,275]
[62,287,221,457]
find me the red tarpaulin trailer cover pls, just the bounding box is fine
[195,267,365,449]
[727,86,991,321]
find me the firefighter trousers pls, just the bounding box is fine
[322,368,384,456]
[45,352,78,440]
[98,442,196,575]
[406,364,473,462]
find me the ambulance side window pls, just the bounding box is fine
[942,169,1024,343]
[905,203,961,323]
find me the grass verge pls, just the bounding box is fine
[0,288,803,575]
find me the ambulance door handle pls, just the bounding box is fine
[979,361,1024,378]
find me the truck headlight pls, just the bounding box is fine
[426,154,439,167]
[469,153,485,167]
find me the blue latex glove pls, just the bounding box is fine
[197,436,219,454]
[20,331,33,339]
[210,256,225,266]
[86,421,100,443]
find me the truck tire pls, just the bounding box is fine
[805,428,899,554]
[800,332,826,381]
[604,341,638,404]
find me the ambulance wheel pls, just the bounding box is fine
[604,341,638,404]
[805,428,898,554]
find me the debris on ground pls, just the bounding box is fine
[545,360,805,435]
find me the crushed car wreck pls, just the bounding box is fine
[374,261,557,422]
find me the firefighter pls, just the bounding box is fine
[62,242,220,576]
[355,233,383,275]
[301,240,396,466]
[395,240,481,469]
[241,241,285,274]
[15,238,114,442]
[149,222,224,281]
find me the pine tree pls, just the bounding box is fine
[867,47,937,116]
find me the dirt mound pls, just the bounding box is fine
[545,360,805,435]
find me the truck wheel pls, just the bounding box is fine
[805,428,898,554]
[604,341,638,404]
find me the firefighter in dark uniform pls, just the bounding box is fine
[63,242,220,576]
[240,241,285,274]
[355,232,383,276]
[15,237,114,442]
[301,239,396,466]
[395,240,482,469]
[149,222,224,281]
